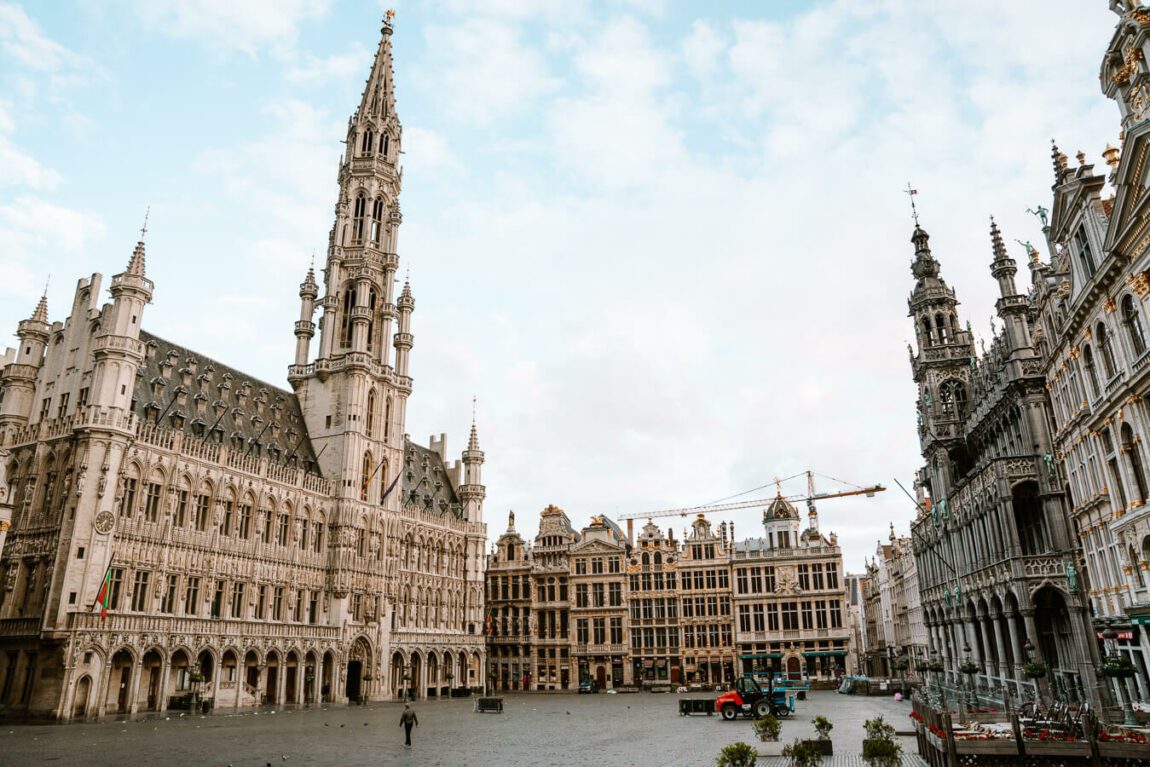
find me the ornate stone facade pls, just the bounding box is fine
[731,496,848,684]
[0,19,486,720]
[907,214,1098,708]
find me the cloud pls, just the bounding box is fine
[420,18,561,125]
[286,43,371,86]
[0,120,60,189]
[130,0,332,57]
[0,2,83,71]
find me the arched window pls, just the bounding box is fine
[1097,323,1117,379]
[1122,423,1149,505]
[1123,295,1147,357]
[366,389,377,437]
[360,130,373,154]
[1075,227,1096,278]
[379,459,389,503]
[384,397,392,439]
[366,289,377,355]
[352,193,367,244]
[1083,345,1100,398]
[339,288,356,348]
[938,379,967,419]
[361,451,373,502]
[921,316,933,346]
[935,313,948,343]
[382,134,390,158]
[370,198,384,246]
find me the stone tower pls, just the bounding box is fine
[907,223,976,502]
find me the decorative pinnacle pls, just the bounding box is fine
[468,396,480,451]
[1051,139,1069,176]
[904,182,919,227]
[990,216,1008,259]
[31,287,48,323]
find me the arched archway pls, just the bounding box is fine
[285,650,300,705]
[346,637,372,703]
[409,652,423,701]
[139,648,164,711]
[322,650,335,703]
[427,652,439,698]
[73,675,92,719]
[265,650,281,705]
[106,649,135,713]
[391,651,406,700]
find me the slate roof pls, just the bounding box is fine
[133,330,320,473]
[401,439,463,518]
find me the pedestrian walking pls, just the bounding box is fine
[399,703,418,748]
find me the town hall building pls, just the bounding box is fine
[0,16,487,720]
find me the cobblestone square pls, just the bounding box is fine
[0,690,924,767]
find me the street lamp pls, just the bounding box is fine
[960,644,978,711]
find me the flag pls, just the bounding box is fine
[94,561,114,621]
[381,473,400,503]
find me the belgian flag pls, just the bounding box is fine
[93,560,114,621]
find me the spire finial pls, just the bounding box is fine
[472,394,477,424]
[139,206,150,243]
[990,215,1009,259]
[905,182,919,227]
[31,283,48,323]
[467,399,481,452]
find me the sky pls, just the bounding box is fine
[0,0,1126,571]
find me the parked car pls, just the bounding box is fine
[578,680,599,694]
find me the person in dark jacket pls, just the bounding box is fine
[399,704,418,748]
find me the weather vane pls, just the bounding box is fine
[140,206,150,241]
[386,8,395,25]
[904,182,919,227]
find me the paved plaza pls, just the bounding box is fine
[0,690,925,767]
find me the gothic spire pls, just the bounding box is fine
[990,216,1008,260]
[354,12,398,125]
[126,241,146,277]
[30,290,48,324]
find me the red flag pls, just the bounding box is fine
[94,562,114,620]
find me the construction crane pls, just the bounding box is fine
[618,470,885,523]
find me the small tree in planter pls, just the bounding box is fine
[782,738,822,767]
[753,713,782,742]
[716,741,757,767]
[804,715,834,755]
[862,716,902,767]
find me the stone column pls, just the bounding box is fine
[1022,610,1043,663]
[126,658,142,715]
[992,611,1009,676]
[295,661,304,706]
[980,612,998,677]
[157,655,171,713]
[97,659,114,718]
[210,662,221,713]
[276,661,287,706]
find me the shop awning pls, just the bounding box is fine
[740,653,783,659]
[801,651,846,657]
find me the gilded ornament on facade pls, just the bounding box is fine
[1127,270,1150,298]
[1105,296,1118,313]
[1114,42,1145,86]
[1133,83,1150,122]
